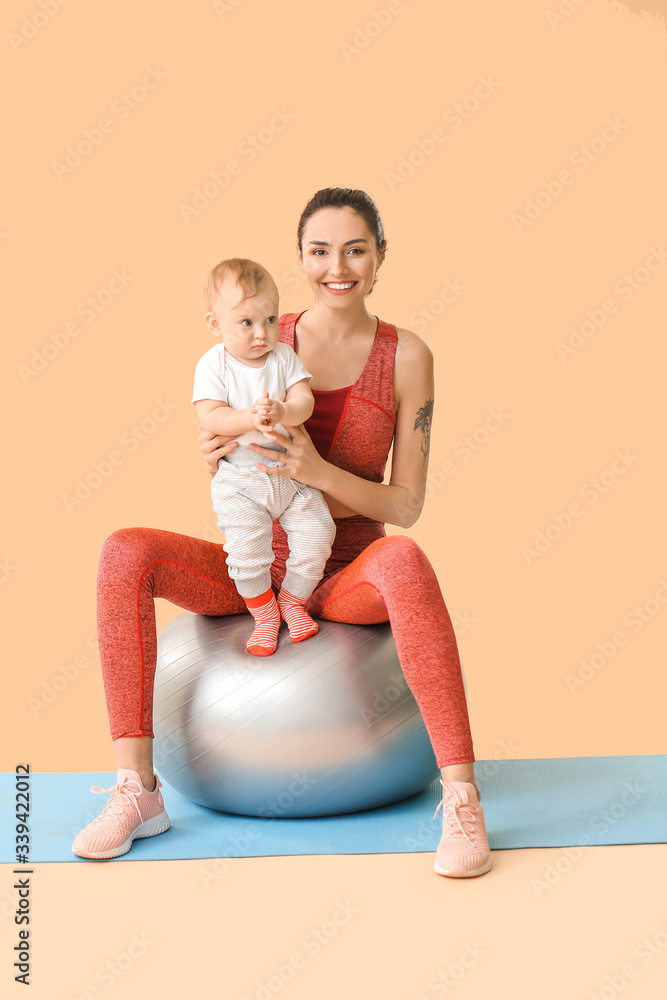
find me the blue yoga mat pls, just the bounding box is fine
[1,755,664,864]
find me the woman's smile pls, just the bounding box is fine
[322,281,358,295]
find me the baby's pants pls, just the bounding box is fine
[211,462,336,600]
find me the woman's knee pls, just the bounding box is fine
[98,527,160,578]
[367,534,430,573]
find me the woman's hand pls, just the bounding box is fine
[198,425,239,476]
[249,423,326,488]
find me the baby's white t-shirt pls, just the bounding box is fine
[192,341,312,447]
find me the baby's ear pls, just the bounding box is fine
[204,311,220,336]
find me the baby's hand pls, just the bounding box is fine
[251,393,285,434]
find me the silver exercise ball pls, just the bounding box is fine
[152,611,441,817]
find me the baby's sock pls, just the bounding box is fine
[245,588,281,656]
[277,588,319,642]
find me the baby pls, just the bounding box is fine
[192,257,336,656]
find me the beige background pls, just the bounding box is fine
[1,1,666,997]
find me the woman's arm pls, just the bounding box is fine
[251,330,434,529]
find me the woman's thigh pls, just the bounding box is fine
[97,526,247,616]
[307,535,429,624]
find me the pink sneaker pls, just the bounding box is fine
[72,769,170,860]
[433,780,492,878]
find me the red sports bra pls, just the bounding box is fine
[272,311,398,581]
[307,385,351,461]
[279,310,398,484]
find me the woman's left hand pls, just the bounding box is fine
[249,424,326,488]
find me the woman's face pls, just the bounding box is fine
[298,207,384,308]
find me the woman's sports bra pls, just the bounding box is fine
[279,310,398,483]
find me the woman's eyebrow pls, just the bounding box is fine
[307,238,370,246]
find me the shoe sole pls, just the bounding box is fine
[433,855,493,878]
[72,810,171,860]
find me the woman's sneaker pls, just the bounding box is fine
[72,768,170,859]
[433,780,492,878]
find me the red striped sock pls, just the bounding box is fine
[277,588,319,642]
[245,589,280,656]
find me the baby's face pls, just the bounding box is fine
[207,279,280,366]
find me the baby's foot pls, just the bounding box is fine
[277,588,319,642]
[246,590,281,655]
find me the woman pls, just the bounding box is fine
[72,187,492,878]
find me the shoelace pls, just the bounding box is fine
[433,780,478,845]
[89,776,144,826]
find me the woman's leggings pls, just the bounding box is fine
[97,523,475,768]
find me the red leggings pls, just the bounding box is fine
[97,525,475,768]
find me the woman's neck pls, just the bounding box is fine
[302,300,377,341]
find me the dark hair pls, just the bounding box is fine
[297,187,387,256]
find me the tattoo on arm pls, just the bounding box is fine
[414,399,433,467]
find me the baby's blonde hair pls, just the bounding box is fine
[204,257,276,312]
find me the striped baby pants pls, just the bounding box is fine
[211,451,336,600]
